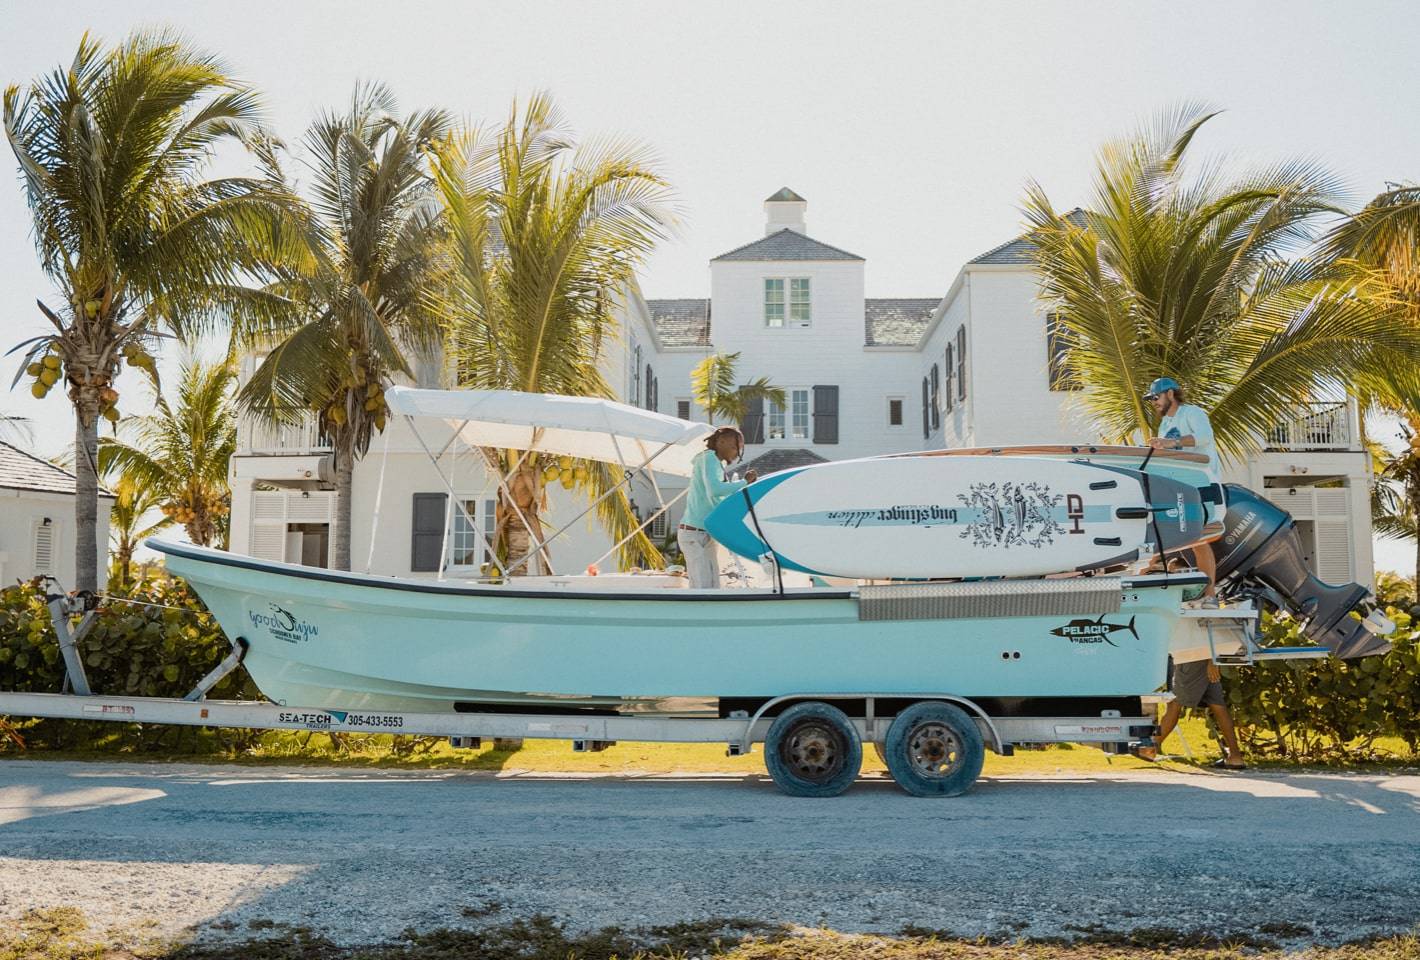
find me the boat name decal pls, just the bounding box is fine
[248,603,319,644]
[1049,615,1138,646]
[959,482,1066,549]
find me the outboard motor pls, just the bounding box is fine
[1215,484,1392,658]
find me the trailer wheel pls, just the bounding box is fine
[763,701,862,798]
[882,701,984,798]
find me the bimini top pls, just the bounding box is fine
[384,386,716,477]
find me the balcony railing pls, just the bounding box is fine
[238,414,333,455]
[1266,401,1356,451]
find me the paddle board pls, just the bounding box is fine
[896,444,1216,492]
[705,455,1211,579]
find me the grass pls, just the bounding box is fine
[5,714,1416,777]
[3,908,1419,960]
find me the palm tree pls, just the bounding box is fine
[1026,105,1420,458]
[433,94,674,574]
[690,352,785,426]
[99,359,238,549]
[105,473,173,590]
[4,31,303,591]
[1371,416,1420,590]
[238,84,451,571]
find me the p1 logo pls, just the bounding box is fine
[1066,494,1085,534]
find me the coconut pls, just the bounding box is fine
[42,355,61,370]
[30,382,47,399]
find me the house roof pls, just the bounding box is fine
[865,298,940,347]
[740,447,828,477]
[969,208,1089,265]
[646,298,711,347]
[0,440,113,498]
[766,187,805,202]
[712,228,864,263]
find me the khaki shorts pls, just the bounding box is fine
[1168,658,1224,708]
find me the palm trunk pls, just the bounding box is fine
[332,431,354,571]
[73,399,100,594]
[499,460,546,576]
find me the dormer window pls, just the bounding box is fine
[764,278,811,327]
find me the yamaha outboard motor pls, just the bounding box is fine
[1215,484,1392,659]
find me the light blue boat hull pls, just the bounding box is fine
[155,542,1188,716]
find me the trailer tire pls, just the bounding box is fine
[763,701,861,798]
[883,701,984,797]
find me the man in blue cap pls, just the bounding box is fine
[1144,376,1225,603]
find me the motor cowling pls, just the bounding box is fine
[1215,484,1390,658]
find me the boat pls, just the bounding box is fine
[156,539,1200,715]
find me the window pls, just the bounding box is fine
[767,387,811,441]
[764,278,785,327]
[955,326,967,400]
[888,397,904,426]
[921,377,930,439]
[676,398,692,421]
[648,511,669,540]
[929,364,940,431]
[1046,313,1081,391]
[449,498,497,569]
[789,278,811,325]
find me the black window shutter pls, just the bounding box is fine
[956,326,967,400]
[921,377,930,439]
[410,492,448,572]
[929,364,940,431]
[740,390,766,444]
[812,385,839,444]
[944,344,954,413]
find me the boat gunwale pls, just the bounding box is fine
[149,540,1210,603]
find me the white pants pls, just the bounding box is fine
[677,526,719,588]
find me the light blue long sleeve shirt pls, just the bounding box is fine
[1159,403,1221,484]
[681,449,747,528]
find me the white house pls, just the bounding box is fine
[0,440,114,588]
[227,188,1374,587]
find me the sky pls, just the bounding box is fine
[2,0,1418,572]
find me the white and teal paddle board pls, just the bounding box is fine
[705,455,1212,579]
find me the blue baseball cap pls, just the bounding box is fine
[1144,377,1181,399]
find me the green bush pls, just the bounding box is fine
[0,574,258,751]
[1222,605,1420,760]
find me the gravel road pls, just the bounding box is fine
[2,760,1418,947]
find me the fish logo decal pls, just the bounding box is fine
[1048,615,1138,647]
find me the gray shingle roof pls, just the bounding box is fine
[865,298,940,347]
[646,298,711,347]
[740,447,828,477]
[712,228,864,262]
[766,187,805,202]
[969,208,1088,265]
[0,440,113,497]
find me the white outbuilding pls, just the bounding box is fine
[0,441,114,588]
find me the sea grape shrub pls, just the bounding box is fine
[0,574,257,750]
[1222,608,1420,760]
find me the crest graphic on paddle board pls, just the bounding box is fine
[957,481,1064,549]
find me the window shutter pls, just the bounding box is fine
[410,492,448,573]
[32,522,54,573]
[740,390,766,444]
[944,344,954,413]
[812,385,839,444]
[921,377,930,439]
[956,326,967,400]
[929,365,940,431]
[651,375,659,412]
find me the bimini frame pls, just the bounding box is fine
[363,387,716,579]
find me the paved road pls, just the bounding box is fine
[2,760,1419,947]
